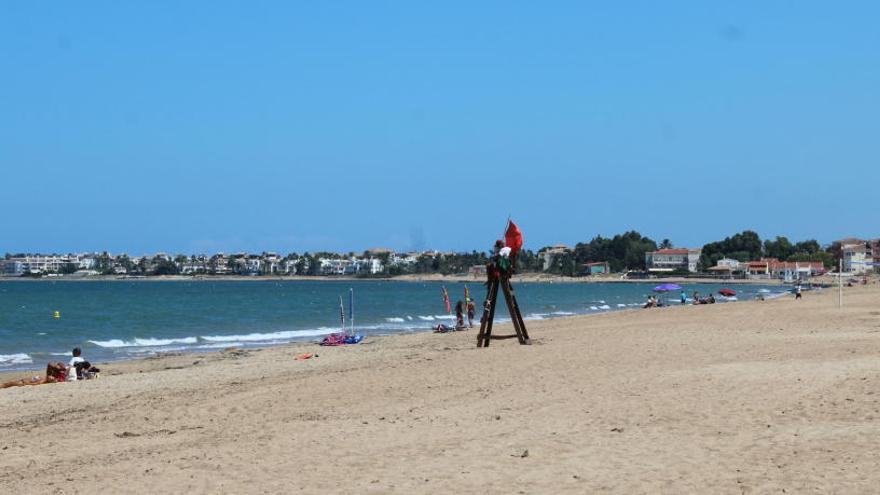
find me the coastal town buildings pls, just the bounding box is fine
[645,248,702,273]
[706,258,745,277]
[582,261,610,275]
[746,258,825,280]
[1,254,98,276]
[540,244,573,271]
[2,236,876,278]
[839,239,874,275]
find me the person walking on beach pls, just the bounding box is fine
[795,285,802,300]
[466,299,476,328]
[455,300,465,330]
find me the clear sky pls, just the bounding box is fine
[2,2,877,255]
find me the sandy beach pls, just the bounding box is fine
[2,282,879,493]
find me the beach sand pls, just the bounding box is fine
[2,283,879,493]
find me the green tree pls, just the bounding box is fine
[573,231,657,272]
[153,258,179,275]
[699,230,763,269]
[60,262,79,275]
[763,236,794,260]
[95,251,113,274]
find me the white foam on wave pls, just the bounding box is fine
[589,306,599,311]
[599,304,611,310]
[617,304,627,308]
[551,311,575,316]
[406,316,413,321]
[0,353,33,366]
[385,317,405,323]
[418,316,435,321]
[89,337,199,348]
[202,329,332,343]
[434,315,455,320]
[196,342,249,350]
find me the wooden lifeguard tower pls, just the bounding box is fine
[476,272,530,347]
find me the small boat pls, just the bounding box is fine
[718,288,737,297]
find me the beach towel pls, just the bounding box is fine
[343,334,364,345]
[320,333,347,346]
[295,353,315,360]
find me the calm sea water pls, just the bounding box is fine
[0,280,786,370]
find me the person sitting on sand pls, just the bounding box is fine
[69,347,85,381]
[67,347,100,380]
[434,323,451,333]
[643,295,656,308]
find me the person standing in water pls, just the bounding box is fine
[680,290,688,305]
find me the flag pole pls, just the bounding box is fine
[349,287,354,336]
[839,258,843,308]
[339,295,345,333]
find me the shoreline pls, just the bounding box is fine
[0,281,793,376]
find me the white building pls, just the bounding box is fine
[842,242,869,274]
[390,252,419,267]
[352,258,384,275]
[645,248,702,273]
[1,255,78,275]
[319,258,350,275]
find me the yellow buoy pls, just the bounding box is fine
[53,311,61,319]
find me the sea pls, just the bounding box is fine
[0,280,788,371]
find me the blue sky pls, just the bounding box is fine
[1,2,877,255]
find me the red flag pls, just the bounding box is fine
[505,220,523,255]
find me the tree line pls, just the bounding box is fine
[4,231,847,278]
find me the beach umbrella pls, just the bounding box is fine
[652,283,682,306]
[718,288,737,297]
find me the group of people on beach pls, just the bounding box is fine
[644,291,716,309]
[687,291,716,305]
[2,347,100,389]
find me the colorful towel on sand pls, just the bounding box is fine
[320,333,364,346]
